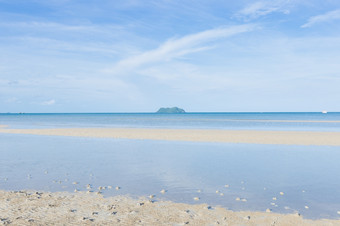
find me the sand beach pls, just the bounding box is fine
[1,190,339,225]
[1,126,340,146]
[1,125,340,224]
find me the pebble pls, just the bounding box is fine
[337,211,340,215]
[115,186,120,190]
[272,197,277,200]
[160,189,166,194]
[197,189,202,193]
[270,203,276,206]
[149,195,155,199]
[72,182,79,185]
[74,189,78,192]
[216,190,220,194]
[241,198,247,202]
[235,197,240,201]
[107,186,112,189]
[193,197,200,201]
[86,184,92,189]
[266,209,272,213]
[305,206,309,209]
[220,193,224,196]
[280,192,284,195]
[224,184,229,188]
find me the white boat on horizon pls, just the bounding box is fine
[322,110,327,114]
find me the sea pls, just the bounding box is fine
[1,112,340,219]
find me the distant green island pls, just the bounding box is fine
[156,107,186,114]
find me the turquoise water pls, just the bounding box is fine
[1,112,340,131]
[1,113,340,219]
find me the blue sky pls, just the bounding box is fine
[0,0,340,112]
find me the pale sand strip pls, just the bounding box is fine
[0,190,338,225]
[1,127,340,146]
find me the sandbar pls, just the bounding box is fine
[0,190,338,225]
[1,127,340,146]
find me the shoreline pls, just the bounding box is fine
[1,127,340,146]
[0,190,339,225]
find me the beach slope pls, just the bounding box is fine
[0,190,339,225]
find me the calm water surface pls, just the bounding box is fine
[1,112,340,131]
[1,113,340,219]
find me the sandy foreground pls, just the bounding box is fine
[1,190,339,226]
[1,127,340,146]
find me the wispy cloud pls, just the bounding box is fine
[106,24,256,73]
[301,9,340,28]
[237,0,291,20]
[5,97,21,103]
[41,99,56,105]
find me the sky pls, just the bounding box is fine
[0,0,340,113]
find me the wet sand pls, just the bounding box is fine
[1,127,340,146]
[0,190,339,225]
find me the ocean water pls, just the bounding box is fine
[1,112,340,131]
[1,113,340,219]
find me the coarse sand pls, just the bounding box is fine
[1,190,339,225]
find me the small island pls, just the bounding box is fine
[156,107,186,114]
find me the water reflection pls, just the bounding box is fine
[1,134,340,219]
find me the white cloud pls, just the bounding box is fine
[5,97,20,103]
[301,9,340,28]
[106,24,256,74]
[41,99,56,105]
[0,21,121,33]
[237,0,291,20]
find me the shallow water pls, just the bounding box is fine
[1,133,340,219]
[1,112,340,131]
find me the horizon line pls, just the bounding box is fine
[0,111,338,114]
